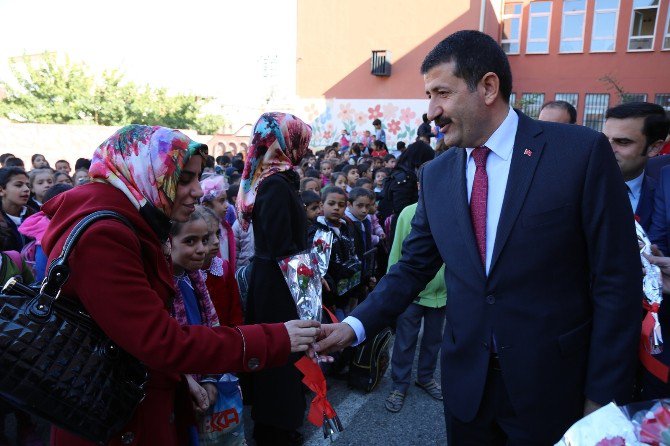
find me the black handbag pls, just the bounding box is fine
[0,210,148,444]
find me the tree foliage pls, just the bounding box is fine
[0,53,224,134]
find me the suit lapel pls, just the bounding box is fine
[489,113,545,273]
[445,148,486,277]
[636,175,656,229]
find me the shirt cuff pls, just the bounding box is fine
[342,316,366,346]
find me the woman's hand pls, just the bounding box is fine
[644,245,670,294]
[185,375,210,414]
[284,319,321,352]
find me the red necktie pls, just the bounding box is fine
[470,146,490,266]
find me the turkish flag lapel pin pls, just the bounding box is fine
[523,148,533,157]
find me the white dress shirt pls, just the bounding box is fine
[343,108,519,345]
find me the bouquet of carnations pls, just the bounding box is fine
[623,400,670,445]
[278,250,343,440]
[312,229,334,279]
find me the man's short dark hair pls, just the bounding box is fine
[420,30,513,103]
[348,186,375,203]
[606,102,670,148]
[540,100,577,124]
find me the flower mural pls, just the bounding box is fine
[367,105,383,120]
[304,99,429,148]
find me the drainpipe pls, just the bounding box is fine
[479,0,486,32]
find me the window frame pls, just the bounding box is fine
[590,0,620,53]
[583,93,610,131]
[501,3,523,55]
[526,1,553,54]
[560,0,587,53]
[627,0,661,52]
[555,93,579,108]
[521,93,546,118]
[663,4,670,50]
[656,93,670,111]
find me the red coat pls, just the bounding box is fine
[41,183,290,446]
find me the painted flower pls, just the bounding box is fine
[338,103,354,121]
[304,103,320,122]
[368,104,383,120]
[355,112,367,127]
[323,130,332,140]
[387,119,401,135]
[382,103,399,119]
[326,122,334,132]
[400,107,416,124]
[414,118,422,127]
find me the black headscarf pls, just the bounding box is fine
[396,140,435,172]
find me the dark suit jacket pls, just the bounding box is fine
[646,154,670,182]
[636,174,657,232]
[351,111,641,438]
[649,165,670,255]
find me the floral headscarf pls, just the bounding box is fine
[90,125,207,239]
[236,112,312,231]
[199,174,229,204]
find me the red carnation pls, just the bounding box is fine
[297,264,314,278]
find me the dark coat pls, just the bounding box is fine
[41,182,291,446]
[246,172,308,430]
[352,112,641,443]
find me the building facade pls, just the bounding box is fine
[296,0,670,147]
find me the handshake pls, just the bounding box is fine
[283,320,358,362]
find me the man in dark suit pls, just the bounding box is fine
[603,102,668,232]
[314,30,641,444]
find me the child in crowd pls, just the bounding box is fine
[307,186,360,321]
[169,210,245,445]
[357,163,373,181]
[371,141,388,158]
[319,160,333,187]
[4,158,24,169]
[0,167,35,251]
[354,178,373,191]
[200,175,240,301]
[367,199,385,247]
[199,205,244,327]
[330,172,348,190]
[19,183,73,282]
[54,171,73,186]
[372,119,386,144]
[342,165,360,192]
[373,168,390,196]
[31,154,49,169]
[299,177,320,195]
[384,154,397,169]
[344,187,378,297]
[301,190,321,225]
[54,159,71,175]
[72,168,90,186]
[27,167,54,211]
[370,157,383,171]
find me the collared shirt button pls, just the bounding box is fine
[121,432,135,444]
[248,357,260,370]
[486,295,495,304]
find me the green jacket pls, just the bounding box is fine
[0,251,34,286]
[387,203,446,308]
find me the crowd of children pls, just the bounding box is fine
[0,133,427,445]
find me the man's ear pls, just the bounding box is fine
[480,72,500,106]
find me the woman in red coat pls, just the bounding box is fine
[41,125,320,446]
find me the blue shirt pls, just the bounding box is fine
[344,107,519,345]
[625,171,644,214]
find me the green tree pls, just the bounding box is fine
[0,53,225,133]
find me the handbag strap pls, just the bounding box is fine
[41,210,134,298]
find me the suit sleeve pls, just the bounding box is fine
[649,166,670,255]
[351,172,442,338]
[69,222,291,375]
[581,132,642,404]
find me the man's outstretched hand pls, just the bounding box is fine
[312,323,357,354]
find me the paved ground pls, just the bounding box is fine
[4,329,446,446]
[245,327,447,446]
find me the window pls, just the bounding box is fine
[628,0,660,51]
[560,0,586,52]
[371,50,391,76]
[621,93,648,103]
[509,92,517,107]
[527,2,552,53]
[555,93,579,108]
[502,3,522,54]
[664,6,670,49]
[522,93,545,118]
[655,94,670,111]
[591,0,619,52]
[583,94,610,131]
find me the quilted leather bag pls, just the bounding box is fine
[0,210,148,444]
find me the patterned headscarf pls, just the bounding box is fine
[199,174,229,204]
[90,125,207,239]
[236,112,312,231]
